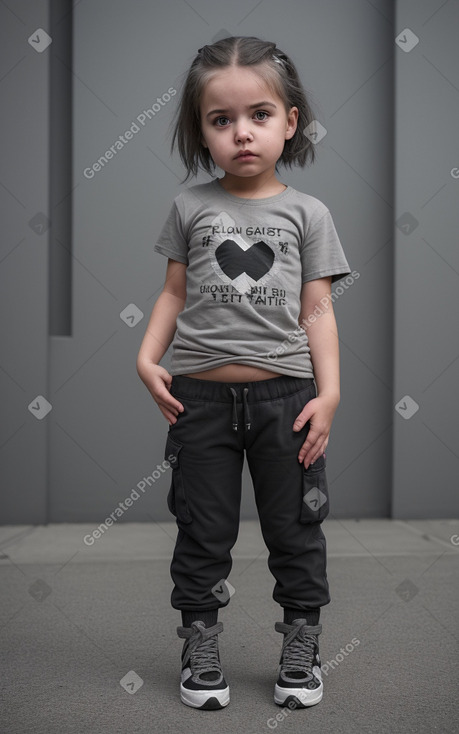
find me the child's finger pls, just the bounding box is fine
[157,382,184,414]
[292,401,315,431]
[298,429,322,465]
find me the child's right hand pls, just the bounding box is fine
[138,363,184,426]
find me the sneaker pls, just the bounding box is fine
[274,619,323,708]
[176,620,230,709]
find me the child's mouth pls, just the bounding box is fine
[235,151,257,160]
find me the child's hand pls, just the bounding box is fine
[137,363,184,425]
[293,395,339,468]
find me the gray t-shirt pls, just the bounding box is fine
[154,179,351,379]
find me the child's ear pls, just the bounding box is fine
[285,106,299,140]
[201,136,208,149]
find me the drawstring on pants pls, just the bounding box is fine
[229,387,251,431]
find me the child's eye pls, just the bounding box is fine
[254,111,269,121]
[214,116,230,127]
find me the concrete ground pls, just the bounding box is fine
[0,518,458,734]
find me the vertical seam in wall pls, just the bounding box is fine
[49,0,72,337]
[47,0,73,522]
[46,0,52,525]
[390,0,399,519]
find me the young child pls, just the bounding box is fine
[137,36,351,711]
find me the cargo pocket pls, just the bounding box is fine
[300,453,330,524]
[164,434,192,524]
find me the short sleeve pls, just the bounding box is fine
[154,200,188,265]
[300,205,351,284]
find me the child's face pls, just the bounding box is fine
[200,66,298,181]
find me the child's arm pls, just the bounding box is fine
[293,277,341,468]
[136,258,187,424]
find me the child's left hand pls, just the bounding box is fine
[293,395,340,468]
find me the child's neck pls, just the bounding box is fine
[218,171,287,199]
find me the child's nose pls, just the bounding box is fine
[234,121,253,143]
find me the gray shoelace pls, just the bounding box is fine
[275,621,322,677]
[177,621,223,680]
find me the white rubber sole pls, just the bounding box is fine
[274,681,323,707]
[180,684,230,709]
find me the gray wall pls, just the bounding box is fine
[392,0,459,516]
[1,0,457,523]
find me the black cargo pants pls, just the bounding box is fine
[163,373,331,613]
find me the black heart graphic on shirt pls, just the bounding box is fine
[215,239,274,281]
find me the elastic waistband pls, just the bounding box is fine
[170,373,314,403]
